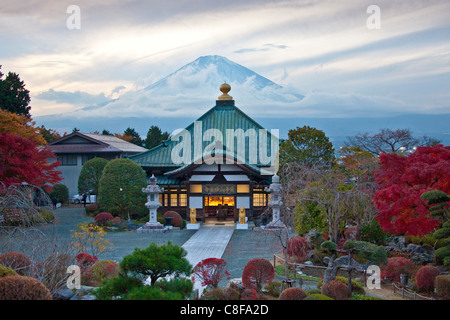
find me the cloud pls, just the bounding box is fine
[35,89,111,107]
[234,43,288,54]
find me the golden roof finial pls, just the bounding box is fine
[218,82,233,100]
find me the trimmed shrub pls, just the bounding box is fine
[202,288,226,300]
[242,258,274,292]
[94,212,114,227]
[434,275,450,298]
[308,293,334,300]
[223,286,241,300]
[306,288,321,295]
[0,252,31,275]
[264,281,282,298]
[98,158,147,219]
[112,216,123,225]
[317,276,365,295]
[163,211,183,228]
[78,157,108,195]
[344,240,388,266]
[87,260,120,286]
[49,184,69,204]
[321,280,350,300]
[435,246,450,265]
[279,287,307,300]
[0,265,17,278]
[415,265,440,293]
[0,275,52,300]
[85,203,99,216]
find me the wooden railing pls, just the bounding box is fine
[392,282,434,300]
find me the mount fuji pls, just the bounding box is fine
[73,55,304,118]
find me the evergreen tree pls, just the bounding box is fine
[0,66,31,117]
[144,125,169,149]
[123,127,143,146]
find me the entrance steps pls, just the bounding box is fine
[182,224,235,269]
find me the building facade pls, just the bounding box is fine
[130,84,277,223]
[48,131,147,197]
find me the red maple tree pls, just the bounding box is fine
[0,133,61,192]
[192,258,230,288]
[242,258,274,292]
[374,144,450,236]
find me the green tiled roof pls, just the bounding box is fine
[130,101,277,170]
[153,175,182,185]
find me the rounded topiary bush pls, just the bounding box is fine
[88,260,120,286]
[242,258,274,292]
[97,158,147,219]
[279,287,307,300]
[0,252,32,275]
[163,211,183,228]
[0,275,52,300]
[308,293,334,300]
[49,184,69,204]
[94,212,114,226]
[321,280,350,300]
[434,275,450,298]
[0,265,17,278]
[416,265,440,293]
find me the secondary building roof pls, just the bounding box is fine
[48,131,148,154]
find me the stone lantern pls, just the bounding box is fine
[265,174,285,229]
[137,174,165,233]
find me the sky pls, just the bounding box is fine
[1,0,450,136]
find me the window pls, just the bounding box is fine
[253,193,267,207]
[170,193,178,206]
[81,154,95,165]
[57,154,77,166]
[179,193,187,206]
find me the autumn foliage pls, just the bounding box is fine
[415,265,440,293]
[279,287,307,300]
[374,145,450,236]
[242,258,274,292]
[285,236,311,263]
[192,258,230,288]
[0,252,32,275]
[0,133,61,192]
[321,280,350,300]
[381,257,416,282]
[0,275,52,300]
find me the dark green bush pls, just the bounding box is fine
[98,159,147,219]
[49,184,69,204]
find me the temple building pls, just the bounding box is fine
[130,84,278,224]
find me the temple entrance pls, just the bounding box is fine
[204,196,236,222]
